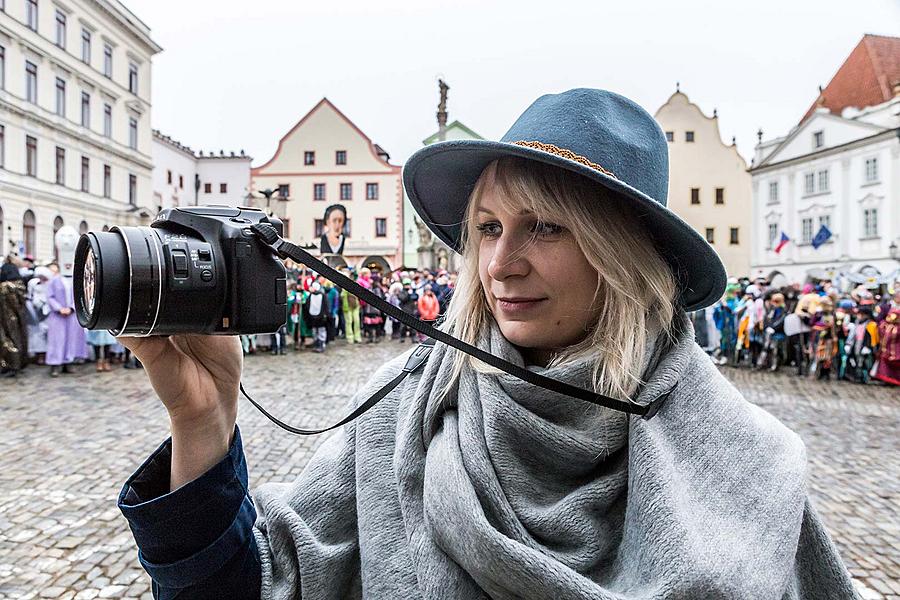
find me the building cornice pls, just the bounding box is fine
[88,0,163,55]
[749,128,900,174]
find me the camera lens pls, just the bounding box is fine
[74,226,165,336]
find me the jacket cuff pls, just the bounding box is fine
[118,425,254,574]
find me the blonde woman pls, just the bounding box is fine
[118,89,855,599]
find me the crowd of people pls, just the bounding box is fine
[243,264,455,355]
[692,276,900,386]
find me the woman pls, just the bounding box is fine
[0,255,28,378]
[319,204,347,256]
[117,89,853,598]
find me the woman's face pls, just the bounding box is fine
[476,184,600,359]
[326,210,345,235]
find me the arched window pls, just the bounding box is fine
[53,216,64,261]
[79,220,89,235]
[23,210,36,257]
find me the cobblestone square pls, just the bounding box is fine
[0,341,897,599]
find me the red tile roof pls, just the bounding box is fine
[801,34,900,123]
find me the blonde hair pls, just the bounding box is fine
[437,158,678,401]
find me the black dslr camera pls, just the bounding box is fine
[73,206,287,336]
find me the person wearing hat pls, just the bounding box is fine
[115,89,854,598]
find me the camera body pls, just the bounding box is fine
[74,205,288,336]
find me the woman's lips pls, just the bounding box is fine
[495,297,548,314]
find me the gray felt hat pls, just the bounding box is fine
[403,88,727,311]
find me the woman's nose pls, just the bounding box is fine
[487,234,531,281]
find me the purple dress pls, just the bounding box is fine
[46,276,87,366]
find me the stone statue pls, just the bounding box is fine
[414,216,433,249]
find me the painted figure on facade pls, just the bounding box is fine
[319,204,347,256]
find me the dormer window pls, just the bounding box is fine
[304,151,315,166]
[813,131,824,149]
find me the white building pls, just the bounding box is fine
[750,35,900,286]
[0,0,161,262]
[152,130,251,211]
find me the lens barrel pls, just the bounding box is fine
[74,226,166,336]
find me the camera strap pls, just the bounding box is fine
[241,223,667,437]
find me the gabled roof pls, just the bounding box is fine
[801,34,900,123]
[422,120,484,145]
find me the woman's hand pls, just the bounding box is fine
[118,334,243,490]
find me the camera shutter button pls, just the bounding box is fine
[200,269,213,282]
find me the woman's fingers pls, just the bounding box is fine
[116,336,182,379]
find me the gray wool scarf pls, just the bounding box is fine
[252,315,857,599]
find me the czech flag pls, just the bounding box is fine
[774,232,790,254]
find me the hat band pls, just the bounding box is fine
[512,140,617,179]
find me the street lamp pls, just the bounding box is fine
[890,240,898,261]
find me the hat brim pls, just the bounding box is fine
[403,139,727,312]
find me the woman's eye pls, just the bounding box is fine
[533,222,564,237]
[475,222,501,237]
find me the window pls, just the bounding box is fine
[375,218,387,238]
[219,183,227,194]
[103,164,111,198]
[690,188,700,205]
[313,183,325,201]
[103,44,112,78]
[81,92,90,128]
[23,210,36,256]
[804,173,815,195]
[25,61,37,103]
[801,218,813,244]
[304,151,315,165]
[0,45,5,90]
[0,124,4,168]
[818,214,830,231]
[55,147,65,185]
[128,63,138,94]
[103,104,112,137]
[715,188,724,205]
[813,131,824,149]
[55,78,66,116]
[685,131,695,142]
[340,183,352,200]
[864,158,878,183]
[817,170,829,193]
[203,183,212,194]
[26,136,37,176]
[768,181,779,202]
[277,183,290,198]
[366,182,379,200]
[167,170,172,184]
[729,227,739,245]
[335,150,346,165]
[128,117,137,149]
[768,223,778,248]
[314,218,324,237]
[705,227,714,244]
[55,10,66,48]
[26,0,37,30]
[81,156,89,192]
[81,28,92,64]
[79,220,88,235]
[128,174,137,205]
[52,216,64,259]
[863,208,878,237]
[665,131,674,142]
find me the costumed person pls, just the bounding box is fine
[319,204,347,256]
[712,278,740,365]
[0,255,28,378]
[417,284,440,343]
[874,296,900,386]
[286,282,303,351]
[116,89,856,598]
[398,277,419,343]
[340,275,362,344]
[46,227,88,377]
[86,325,117,372]
[810,297,837,380]
[302,281,329,353]
[758,292,787,372]
[388,281,404,339]
[834,299,855,380]
[25,266,53,365]
[846,304,879,384]
[362,273,385,344]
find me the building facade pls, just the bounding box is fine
[152,130,251,211]
[251,98,403,272]
[654,89,752,277]
[750,35,900,286]
[0,0,161,262]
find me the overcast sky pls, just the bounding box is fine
[131,0,900,167]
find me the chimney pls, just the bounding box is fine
[437,79,449,141]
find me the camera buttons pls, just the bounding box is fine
[200,269,213,282]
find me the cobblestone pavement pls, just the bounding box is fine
[0,341,897,599]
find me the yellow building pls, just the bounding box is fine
[251,98,403,272]
[654,89,751,277]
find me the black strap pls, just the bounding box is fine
[247,223,665,421]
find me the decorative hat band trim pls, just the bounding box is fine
[512,140,618,180]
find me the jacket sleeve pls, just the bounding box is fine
[118,426,262,599]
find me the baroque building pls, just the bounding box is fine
[0,0,161,261]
